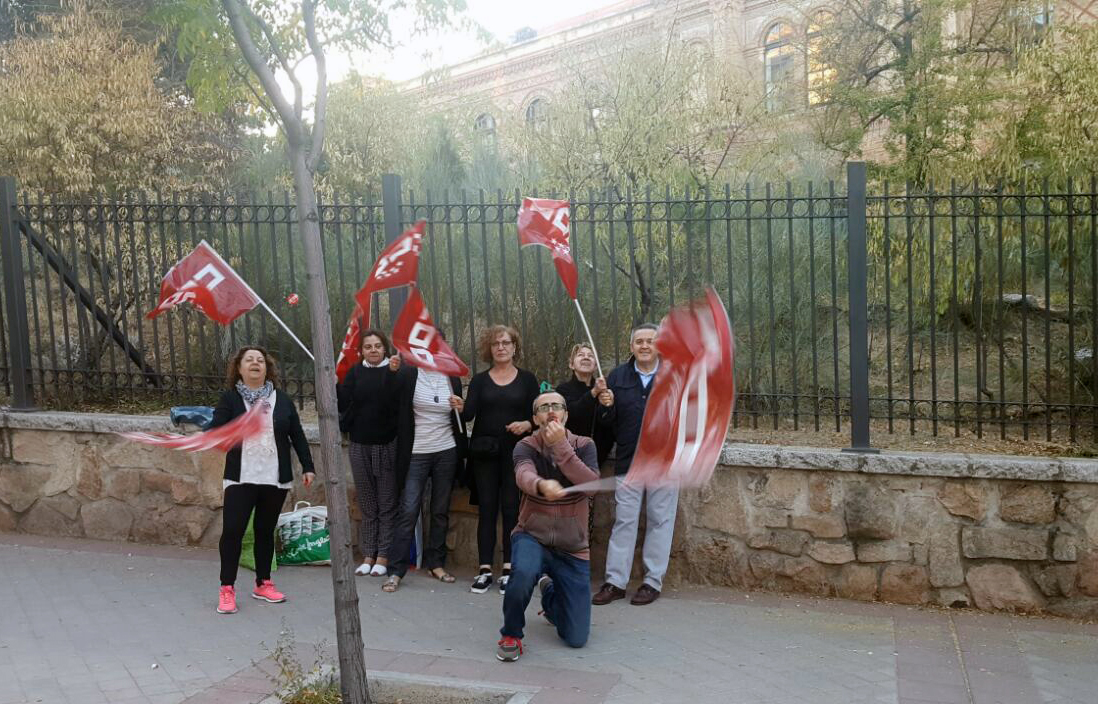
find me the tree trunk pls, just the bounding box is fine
[289,145,372,704]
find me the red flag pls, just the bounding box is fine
[354,220,426,313]
[146,240,260,324]
[118,401,270,453]
[391,288,470,377]
[335,307,364,383]
[518,197,577,299]
[625,287,735,488]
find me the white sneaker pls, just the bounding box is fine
[355,562,373,576]
[370,563,388,577]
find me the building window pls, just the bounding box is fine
[474,113,496,149]
[807,12,836,105]
[1015,1,1053,45]
[764,22,796,113]
[525,98,548,132]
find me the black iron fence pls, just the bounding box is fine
[2,164,1096,446]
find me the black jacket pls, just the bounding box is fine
[337,363,402,444]
[209,388,314,484]
[555,374,614,466]
[395,366,467,490]
[598,357,656,475]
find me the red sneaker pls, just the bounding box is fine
[216,586,237,614]
[252,580,286,603]
[496,636,522,662]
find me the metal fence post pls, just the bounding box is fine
[0,178,35,409]
[845,162,876,452]
[381,173,407,324]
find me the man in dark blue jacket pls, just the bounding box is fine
[592,323,678,606]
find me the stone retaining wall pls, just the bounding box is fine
[2,411,1097,617]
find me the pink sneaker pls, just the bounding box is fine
[217,586,237,614]
[252,580,286,603]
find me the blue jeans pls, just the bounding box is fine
[501,532,591,648]
[389,448,458,578]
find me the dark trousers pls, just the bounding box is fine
[471,450,520,566]
[501,532,591,648]
[349,439,398,559]
[219,483,288,586]
[390,448,458,578]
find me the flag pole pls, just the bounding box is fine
[573,298,603,378]
[201,240,315,361]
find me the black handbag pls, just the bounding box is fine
[467,435,500,460]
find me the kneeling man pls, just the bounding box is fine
[497,391,599,662]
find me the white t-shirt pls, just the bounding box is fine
[224,394,291,490]
[411,370,457,455]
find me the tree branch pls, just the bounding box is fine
[221,0,303,144]
[303,0,327,173]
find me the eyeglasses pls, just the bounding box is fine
[534,402,566,413]
[491,340,514,348]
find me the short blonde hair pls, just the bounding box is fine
[477,324,522,364]
[568,342,595,365]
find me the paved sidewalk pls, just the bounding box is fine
[1,534,1096,704]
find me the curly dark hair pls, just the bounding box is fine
[225,345,281,389]
[359,329,392,356]
[476,324,521,364]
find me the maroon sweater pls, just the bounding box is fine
[512,430,600,559]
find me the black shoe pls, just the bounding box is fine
[471,571,493,594]
[630,584,661,605]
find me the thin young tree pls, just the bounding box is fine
[165,1,464,701]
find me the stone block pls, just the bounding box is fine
[966,564,1044,613]
[695,474,748,535]
[170,477,202,506]
[1045,598,1098,621]
[856,540,913,563]
[81,498,134,541]
[1000,485,1056,525]
[40,457,80,497]
[680,537,749,587]
[1086,509,1098,548]
[142,470,174,494]
[808,475,834,513]
[929,526,964,588]
[748,472,804,510]
[11,430,77,467]
[0,465,51,512]
[1053,532,1078,562]
[75,456,103,500]
[880,564,930,605]
[912,543,928,566]
[935,588,971,609]
[808,541,855,564]
[748,550,785,584]
[747,530,809,556]
[844,484,898,540]
[961,526,1048,560]
[1032,565,1077,598]
[104,469,142,501]
[788,557,830,595]
[937,482,987,521]
[19,497,82,537]
[791,514,845,538]
[200,512,223,549]
[0,501,16,532]
[900,497,937,545]
[754,508,789,528]
[837,564,878,601]
[1079,552,1098,597]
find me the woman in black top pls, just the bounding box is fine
[457,324,539,594]
[337,329,403,577]
[555,342,615,466]
[209,346,314,616]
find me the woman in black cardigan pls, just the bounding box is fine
[337,329,404,577]
[459,324,540,595]
[209,346,314,616]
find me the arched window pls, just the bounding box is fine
[763,22,796,112]
[473,113,496,149]
[807,11,835,105]
[525,98,548,132]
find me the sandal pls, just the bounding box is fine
[382,575,401,593]
[430,568,456,583]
